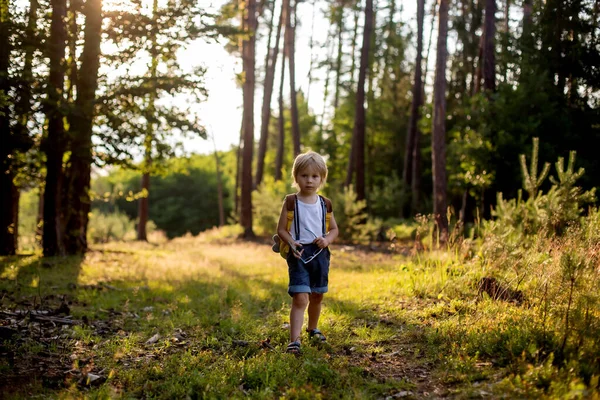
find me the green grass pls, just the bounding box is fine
[1,231,599,399]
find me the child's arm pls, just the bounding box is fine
[313,212,339,249]
[276,200,303,258]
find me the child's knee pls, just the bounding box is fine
[292,293,309,308]
[309,293,324,304]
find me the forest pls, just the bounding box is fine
[1,0,599,397]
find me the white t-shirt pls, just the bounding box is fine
[289,197,324,244]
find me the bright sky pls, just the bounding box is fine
[186,0,427,155]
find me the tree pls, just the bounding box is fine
[285,0,300,156]
[347,0,373,201]
[240,0,258,238]
[256,0,283,188]
[63,0,103,253]
[275,38,286,181]
[483,0,496,92]
[432,0,449,242]
[404,0,426,214]
[42,0,68,257]
[212,136,226,227]
[136,0,159,242]
[0,0,17,255]
[97,0,209,242]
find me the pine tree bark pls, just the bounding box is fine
[522,0,533,33]
[473,33,484,94]
[275,46,286,181]
[406,0,426,215]
[349,1,360,90]
[137,171,150,241]
[285,0,300,156]
[212,135,225,227]
[256,0,283,188]
[432,0,449,243]
[0,1,16,255]
[351,0,373,201]
[240,0,257,237]
[43,0,68,257]
[64,0,102,254]
[483,0,496,92]
[235,121,243,213]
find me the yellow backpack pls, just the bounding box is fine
[273,194,333,259]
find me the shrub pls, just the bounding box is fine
[252,178,291,236]
[327,185,381,244]
[488,139,595,239]
[87,209,136,243]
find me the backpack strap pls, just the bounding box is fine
[319,195,333,234]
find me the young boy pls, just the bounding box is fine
[276,151,339,354]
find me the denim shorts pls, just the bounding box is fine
[287,243,330,296]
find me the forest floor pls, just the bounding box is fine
[0,234,520,399]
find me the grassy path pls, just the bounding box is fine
[1,236,500,399]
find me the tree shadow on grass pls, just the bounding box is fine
[0,254,84,395]
[1,244,439,399]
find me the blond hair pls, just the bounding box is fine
[291,151,328,189]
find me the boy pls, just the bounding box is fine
[275,151,339,354]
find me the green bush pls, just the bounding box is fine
[327,185,381,244]
[488,139,595,239]
[93,155,234,238]
[252,177,291,236]
[87,209,136,244]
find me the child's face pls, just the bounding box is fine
[295,166,322,195]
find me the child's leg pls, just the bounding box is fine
[307,293,324,331]
[290,293,309,342]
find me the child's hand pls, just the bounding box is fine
[313,236,329,249]
[290,242,304,258]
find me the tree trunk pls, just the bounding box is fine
[349,1,361,90]
[366,7,377,109]
[64,0,102,254]
[212,135,225,227]
[333,5,344,109]
[43,0,68,257]
[275,45,286,181]
[382,0,396,90]
[137,171,150,241]
[483,0,496,92]
[235,121,243,213]
[406,0,426,215]
[14,0,37,139]
[473,33,484,94]
[352,0,373,201]
[502,0,509,82]
[0,178,18,255]
[240,0,257,238]
[66,0,78,103]
[255,0,283,188]
[522,0,533,34]
[0,2,15,255]
[432,0,449,243]
[285,0,300,156]
[137,0,159,241]
[423,0,437,92]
